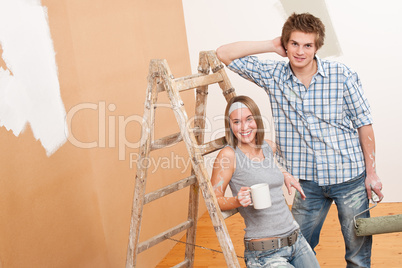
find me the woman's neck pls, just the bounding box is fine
[238,143,263,160]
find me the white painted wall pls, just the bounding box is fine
[182,0,402,202]
[0,0,67,156]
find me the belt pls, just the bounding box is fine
[244,229,299,251]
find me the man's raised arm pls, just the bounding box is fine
[216,37,287,66]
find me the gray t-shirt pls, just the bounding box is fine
[228,141,299,239]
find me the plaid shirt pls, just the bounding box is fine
[228,56,373,186]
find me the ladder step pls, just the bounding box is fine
[137,220,193,253]
[144,175,197,204]
[150,132,182,151]
[200,137,227,155]
[150,128,204,151]
[173,73,223,92]
[172,259,190,268]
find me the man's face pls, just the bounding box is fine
[285,31,318,71]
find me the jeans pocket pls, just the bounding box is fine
[244,248,283,267]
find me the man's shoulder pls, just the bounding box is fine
[318,58,356,77]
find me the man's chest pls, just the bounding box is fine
[269,76,345,123]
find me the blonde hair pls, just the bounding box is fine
[224,95,265,148]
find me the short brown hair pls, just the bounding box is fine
[224,95,265,148]
[281,13,326,50]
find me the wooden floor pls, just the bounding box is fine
[158,203,402,267]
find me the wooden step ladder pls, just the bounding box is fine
[125,51,240,268]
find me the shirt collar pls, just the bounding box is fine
[315,55,327,78]
[284,55,327,80]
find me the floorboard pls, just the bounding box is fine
[157,203,402,267]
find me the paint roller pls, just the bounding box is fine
[354,193,402,236]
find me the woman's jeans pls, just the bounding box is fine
[291,172,372,268]
[244,232,320,267]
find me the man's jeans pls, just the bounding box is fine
[291,172,372,268]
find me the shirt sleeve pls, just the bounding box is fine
[343,72,373,129]
[227,56,276,89]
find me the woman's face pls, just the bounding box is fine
[229,107,257,146]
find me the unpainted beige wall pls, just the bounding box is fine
[0,1,200,267]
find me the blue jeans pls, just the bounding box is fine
[291,173,372,268]
[244,232,320,267]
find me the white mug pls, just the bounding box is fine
[249,183,272,209]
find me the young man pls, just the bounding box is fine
[216,13,383,267]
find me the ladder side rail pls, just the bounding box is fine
[200,51,241,264]
[126,60,160,268]
[199,136,239,220]
[158,59,201,267]
[187,139,241,268]
[183,51,211,266]
[201,50,241,220]
[202,51,236,101]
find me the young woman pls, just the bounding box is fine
[211,95,319,267]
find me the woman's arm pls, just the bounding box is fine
[211,147,251,210]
